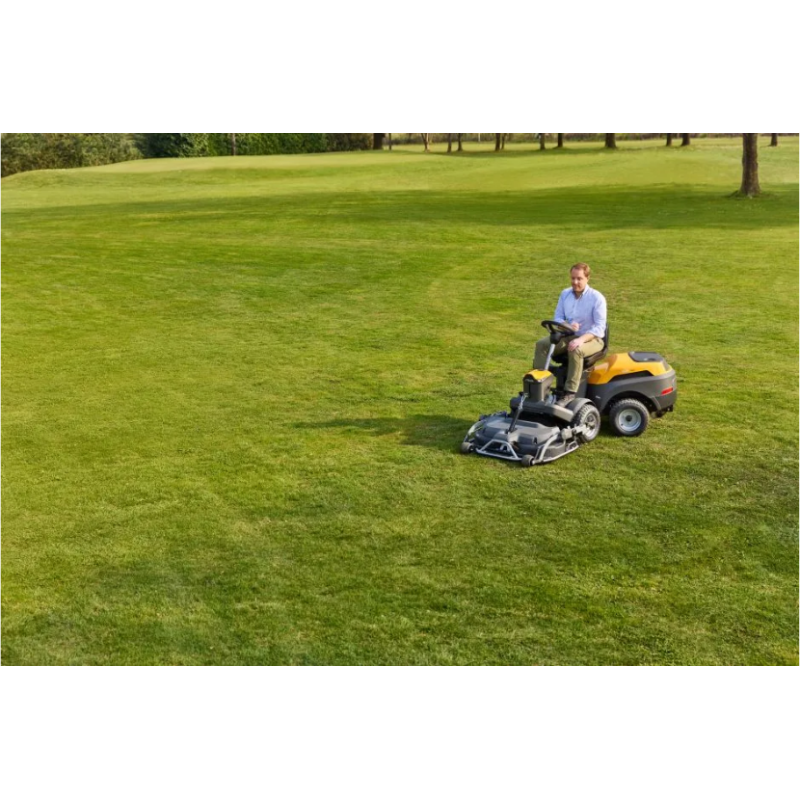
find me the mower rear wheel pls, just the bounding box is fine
[574,404,602,443]
[609,398,650,437]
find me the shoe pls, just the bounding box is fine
[556,393,576,407]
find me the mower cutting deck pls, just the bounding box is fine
[461,320,677,466]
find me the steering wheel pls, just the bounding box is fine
[541,319,576,336]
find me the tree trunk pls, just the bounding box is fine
[681,133,690,147]
[557,133,564,148]
[501,133,506,150]
[770,133,778,147]
[739,133,761,197]
[495,133,501,151]
[447,133,452,153]
[605,133,617,149]
[457,133,463,152]
[539,133,546,150]
[421,133,430,152]
[388,133,393,151]
[231,133,237,156]
[373,133,385,150]
[666,133,673,146]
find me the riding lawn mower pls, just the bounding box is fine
[461,320,677,466]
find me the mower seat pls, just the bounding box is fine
[551,324,609,370]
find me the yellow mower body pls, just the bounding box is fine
[588,352,671,385]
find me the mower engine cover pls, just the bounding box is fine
[587,351,677,415]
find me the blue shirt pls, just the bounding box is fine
[554,285,607,339]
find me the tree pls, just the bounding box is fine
[605,133,617,149]
[1,133,140,177]
[457,133,463,152]
[81,133,140,166]
[770,133,778,147]
[665,133,673,146]
[421,133,431,152]
[372,133,385,150]
[557,133,564,148]
[1,133,39,176]
[447,133,453,153]
[539,133,546,150]
[325,133,372,152]
[135,133,192,158]
[739,133,761,197]
[681,133,691,147]
[495,133,502,151]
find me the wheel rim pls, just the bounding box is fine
[618,408,643,433]
[585,413,600,438]
[578,408,600,441]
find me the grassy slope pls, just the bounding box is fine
[2,138,798,665]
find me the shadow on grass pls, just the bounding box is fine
[310,413,619,460]
[10,184,798,232]
[309,414,475,454]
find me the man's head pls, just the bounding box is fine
[570,262,591,295]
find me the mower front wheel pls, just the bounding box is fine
[460,441,474,454]
[574,404,602,443]
[608,398,650,437]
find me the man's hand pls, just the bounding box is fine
[568,335,586,352]
[569,322,580,331]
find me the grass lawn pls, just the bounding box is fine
[2,137,798,665]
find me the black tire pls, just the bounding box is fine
[574,403,601,443]
[521,454,536,467]
[608,398,650,437]
[460,441,474,454]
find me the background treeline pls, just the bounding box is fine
[0,133,374,177]
[134,133,372,159]
[2,132,793,178]
[1,133,141,177]
[390,133,768,144]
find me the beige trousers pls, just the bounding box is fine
[534,336,605,393]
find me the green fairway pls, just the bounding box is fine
[2,137,798,664]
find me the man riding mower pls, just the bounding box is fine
[460,319,677,466]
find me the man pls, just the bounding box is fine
[533,262,607,406]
